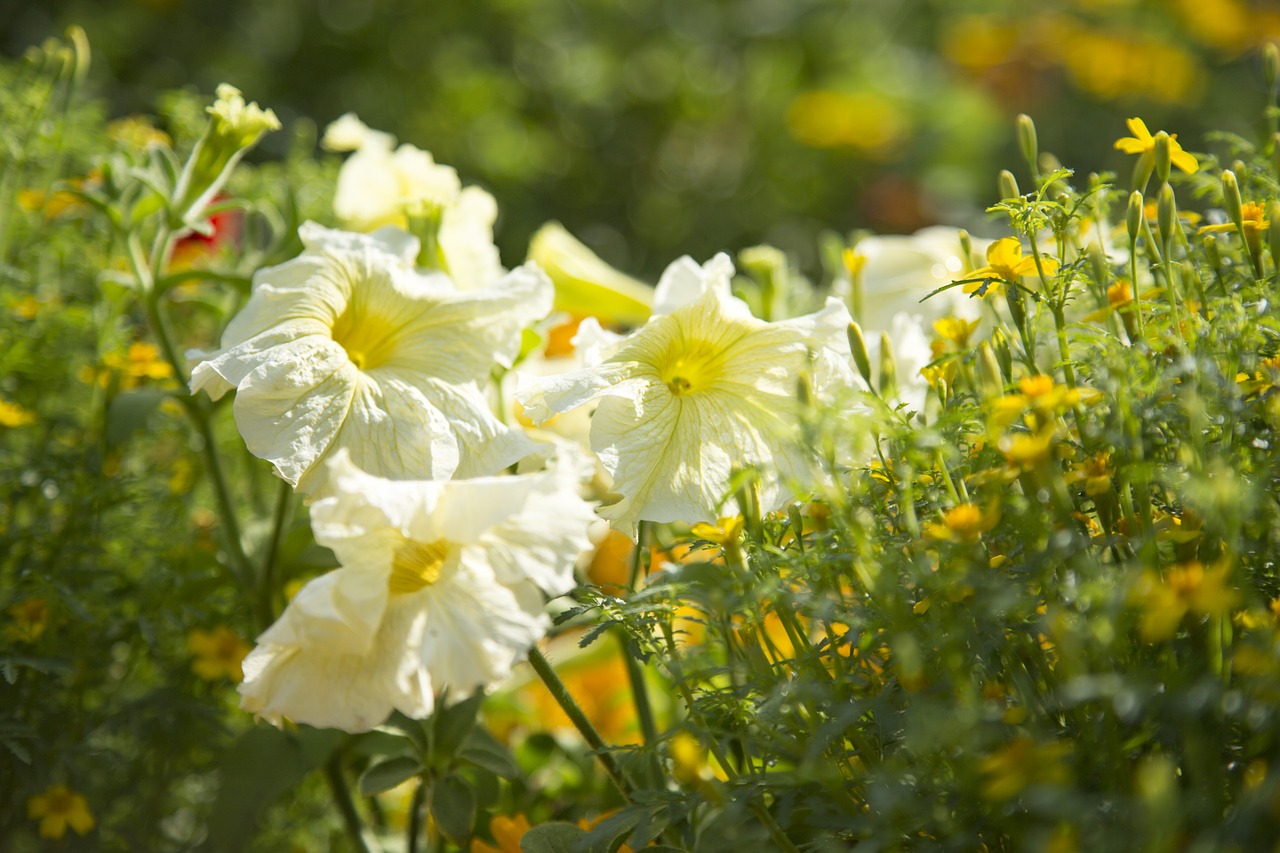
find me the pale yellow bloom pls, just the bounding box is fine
[27,785,94,840]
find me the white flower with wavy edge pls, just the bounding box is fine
[189,222,550,495]
[238,450,595,732]
[515,254,856,536]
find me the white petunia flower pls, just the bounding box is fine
[515,253,856,536]
[239,450,595,732]
[189,222,550,495]
[333,137,462,233]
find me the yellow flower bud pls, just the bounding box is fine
[998,169,1020,201]
[1157,184,1177,246]
[1222,170,1245,239]
[1016,114,1038,177]
[1153,131,1172,186]
[878,331,897,398]
[1265,41,1280,94]
[1127,191,1144,244]
[847,321,873,386]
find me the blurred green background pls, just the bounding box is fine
[5,0,1279,277]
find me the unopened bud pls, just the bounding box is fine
[878,332,898,398]
[1016,114,1038,178]
[1272,133,1280,178]
[1266,42,1280,94]
[1269,202,1280,272]
[977,342,1004,400]
[1127,190,1144,244]
[1157,183,1177,246]
[1153,132,1173,186]
[1203,234,1222,270]
[958,229,974,270]
[1222,170,1245,236]
[991,328,1013,381]
[847,321,874,386]
[998,169,1020,201]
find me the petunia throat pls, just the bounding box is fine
[659,339,725,396]
[388,539,449,594]
[330,300,399,371]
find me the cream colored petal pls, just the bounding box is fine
[413,565,549,698]
[311,450,441,551]
[333,145,409,231]
[189,320,330,399]
[299,220,420,267]
[652,253,738,316]
[256,564,391,654]
[513,364,641,425]
[400,376,535,479]
[388,262,553,382]
[229,336,360,487]
[239,594,433,732]
[439,186,504,290]
[304,372,462,493]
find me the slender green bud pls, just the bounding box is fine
[1153,132,1173,185]
[958,229,974,271]
[1222,170,1245,236]
[998,169,1020,201]
[1016,114,1038,178]
[1157,183,1177,246]
[878,332,898,398]
[847,321,874,386]
[1127,190,1144,244]
[1203,234,1222,270]
[991,328,1013,381]
[1266,42,1280,94]
[977,342,1004,400]
[740,245,788,322]
[65,25,90,85]
[786,504,805,547]
[1231,159,1248,176]
[1269,202,1280,272]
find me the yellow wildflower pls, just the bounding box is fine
[27,785,94,840]
[105,342,174,384]
[471,814,532,853]
[187,626,251,682]
[106,115,172,149]
[1132,560,1238,642]
[1114,117,1199,174]
[1107,281,1133,307]
[6,598,50,643]
[960,237,1057,296]
[0,400,36,428]
[1000,428,1057,471]
[842,247,867,279]
[1065,452,1113,497]
[1199,201,1269,244]
[980,736,1071,802]
[933,316,981,350]
[924,503,998,544]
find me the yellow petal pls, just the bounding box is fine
[1171,148,1199,175]
[986,237,1022,268]
[1125,117,1151,143]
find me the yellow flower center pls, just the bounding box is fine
[331,303,400,371]
[659,340,724,396]
[388,539,449,594]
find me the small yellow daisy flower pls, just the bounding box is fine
[1114,117,1199,174]
[27,785,94,840]
[960,238,1057,296]
[187,626,251,683]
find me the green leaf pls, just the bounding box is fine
[457,727,521,780]
[431,690,483,764]
[429,773,475,844]
[210,725,336,853]
[520,822,587,853]
[105,389,167,447]
[357,754,422,797]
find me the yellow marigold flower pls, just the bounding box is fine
[933,316,981,349]
[1114,117,1199,174]
[961,237,1057,296]
[920,359,958,391]
[1066,452,1113,497]
[1132,560,1238,642]
[1142,199,1201,226]
[670,731,727,786]
[471,814,532,853]
[27,785,94,840]
[0,400,36,428]
[1000,428,1056,470]
[690,516,745,549]
[6,598,50,643]
[106,115,171,149]
[980,736,1071,802]
[924,503,998,543]
[842,247,867,279]
[187,626,251,682]
[1107,281,1133,307]
[104,341,174,384]
[1199,201,1269,243]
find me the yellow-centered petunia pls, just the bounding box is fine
[515,254,856,536]
[189,223,550,495]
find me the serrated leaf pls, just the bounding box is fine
[520,822,587,853]
[458,727,520,780]
[579,619,618,649]
[357,755,422,797]
[429,773,475,843]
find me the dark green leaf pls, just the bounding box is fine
[431,690,483,764]
[520,822,587,853]
[457,727,520,780]
[357,754,422,797]
[429,773,475,843]
[105,389,167,447]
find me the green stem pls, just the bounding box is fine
[258,477,294,629]
[325,756,374,853]
[406,778,427,853]
[526,646,634,801]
